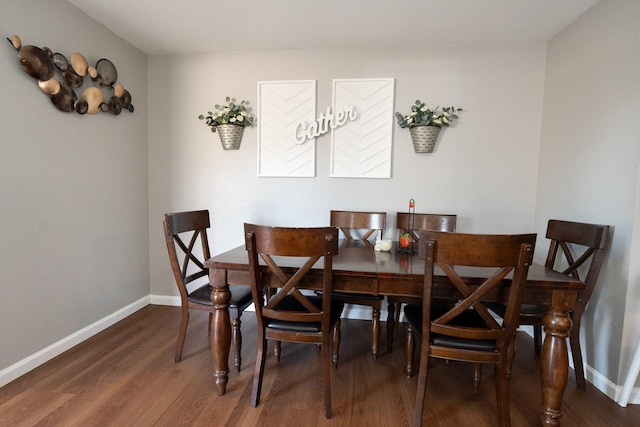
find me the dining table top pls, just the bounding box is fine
[206,239,584,293]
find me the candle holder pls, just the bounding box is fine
[398,199,416,254]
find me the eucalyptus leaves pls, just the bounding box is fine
[199,96,255,132]
[396,100,461,128]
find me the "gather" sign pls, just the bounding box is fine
[293,106,358,144]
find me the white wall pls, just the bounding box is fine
[0,0,148,380]
[148,44,547,298]
[536,0,640,396]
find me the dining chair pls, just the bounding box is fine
[163,210,253,368]
[405,231,536,427]
[489,219,610,389]
[327,209,386,358]
[386,212,457,351]
[244,223,343,419]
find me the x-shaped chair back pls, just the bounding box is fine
[163,210,210,298]
[544,219,610,315]
[330,210,386,242]
[245,224,339,327]
[397,212,457,241]
[419,231,536,352]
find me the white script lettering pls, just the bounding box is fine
[294,106,358,144]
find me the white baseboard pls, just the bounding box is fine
[150,294,180,306]
[0,296,149,389]
[519,327,640,405]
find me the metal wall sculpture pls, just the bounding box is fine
[7,34,133,115]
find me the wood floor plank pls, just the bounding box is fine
[1,305,638,426]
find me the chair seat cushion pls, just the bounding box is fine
[266,295,344,333]
[188,284,253,309]
[404,303,496,351]
[487,302,548,322]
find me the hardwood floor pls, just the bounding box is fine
[1,305,637,426]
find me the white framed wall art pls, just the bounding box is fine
[330,78,395,179]
[257,80,316,177]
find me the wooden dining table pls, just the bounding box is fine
[205,240,584,426]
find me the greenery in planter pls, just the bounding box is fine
[396,99,462,128]
[199,96,255,132]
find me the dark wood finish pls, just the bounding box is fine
[329,210,387,359]
[163,210,252,367]
[405,231,536,427]
[2,306,638,427]
[490,219,610,390]
[244,223,342,419]
[206,240,585,426]
[537,220,610,390]
[387,212,457,350]
[330,209,387,242]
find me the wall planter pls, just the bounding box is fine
[216,124,244,150]
[396,100,462,154]
[409,125,441,153]
[199,96,254,151]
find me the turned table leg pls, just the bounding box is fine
[210,268,231,396]
[539,297,573,426]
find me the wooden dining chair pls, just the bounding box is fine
[244,223,343,419]
[163,210,253,368]
[405,231,536,427]
[386,212,457,351]
[328,210,386,358]
[490,219,610,389]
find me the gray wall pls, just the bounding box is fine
[535,0,640,394]
[0,0,148,374]
[148,44,546,297]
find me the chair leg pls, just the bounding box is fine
[387,299,396,353]
[174,307,189,363]
[405,323,414,378]
[251,330,267,408]
[274,341,281,361]
[494,362,511,427]
[533,325,542,354]
[507,335,516,378]
[231,315,242,372]
[570,319,586,389]
[372,303,380,359]
[473,363,482,393]
[412,337,430,427]
[322,333,333,419]
[332,320,341,367]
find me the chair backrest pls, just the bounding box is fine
[330,210,386,242]
[163,210,211,301]
[419,231,536,349]
[396,212,457,241]
[244,223,339,330]
[545,219,610,314]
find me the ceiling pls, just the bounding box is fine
[67,0,599,56]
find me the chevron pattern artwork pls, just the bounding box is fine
[330,78,395,178]
[257,80,316,177]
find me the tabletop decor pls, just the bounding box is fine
[199,96,254,150]
[398,199,416,253]
[396,100,461,153]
